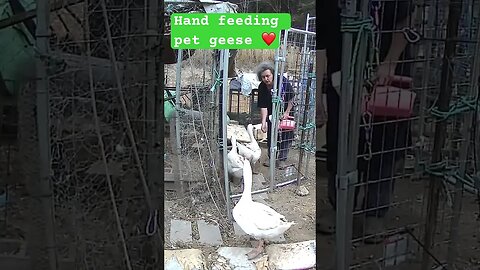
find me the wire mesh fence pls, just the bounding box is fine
[319,0,480,269]
[267,27,316,188]
[0,1,163,269]
[164,49,225,211]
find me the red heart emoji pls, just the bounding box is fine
[262,32,276,46]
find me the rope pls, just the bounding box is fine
[297,143,316,153]
[340,15,379,85]
[298,122,315,131]
[429,96,478,121]
[145,209,159,236]
[210,70,222,92]
[421,161,478,190]
[272,96,282,104]
[341,13,379,160]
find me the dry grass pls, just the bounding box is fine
[165,48,308,88]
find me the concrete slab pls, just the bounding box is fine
[214,247,257,270]
[197,220,223,246]
[170,219,193,244]
[266,240,316,269]
[164,249,206,270]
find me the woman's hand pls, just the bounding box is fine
[375,62,397,85]
[261,122,267,133]
[282,112,291,120]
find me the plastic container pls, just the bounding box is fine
[279,116,295,130]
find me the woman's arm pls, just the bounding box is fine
[257,86,269,133]
[316,49,327,127]
[282,81,295,119]
[377,3,416,80]
[283,100,294,119]
[261,107,268,122]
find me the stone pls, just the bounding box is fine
[164,249,206,270]
[170,219,193,244]
[295,185,309,196]
[197,220,223,246]
[266,240,316,269]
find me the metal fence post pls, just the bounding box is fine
[35,0,58,269]
[336,0,370,268]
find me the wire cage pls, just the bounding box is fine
[227,86,259,126]
[268,25,316,187]
[2,0,163,269]
[162,2,240,251]
[318,0,480,269]
[226,18,316,210]
[164,48,226,204]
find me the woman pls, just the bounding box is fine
[256,61,295,169]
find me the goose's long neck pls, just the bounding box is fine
[231,137,237,152]
[240,169,253,202]
[247,127,257,147]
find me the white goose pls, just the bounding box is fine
[232,158,294,260]
[237,124,262,173]
[227,135,244,183]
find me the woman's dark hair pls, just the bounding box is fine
[255,61,275,81]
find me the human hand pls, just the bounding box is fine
[282,112,291,120]
[261,122,267,133]
[375,62,397,85]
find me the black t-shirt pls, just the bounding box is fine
[318,1,414,76]
[257,76,295,117]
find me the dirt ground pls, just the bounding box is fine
[316,159,480,270]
